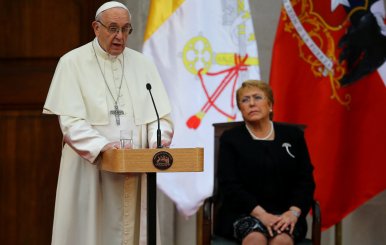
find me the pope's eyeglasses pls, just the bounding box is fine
[97,21,133,35]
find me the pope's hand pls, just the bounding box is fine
[101,141,121,152]
[151,140,171,149]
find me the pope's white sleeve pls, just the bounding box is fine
[59,115,110,163]
[147,114,174,148]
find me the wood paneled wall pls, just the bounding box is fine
[0,0,105,244]
[0,112,62,244]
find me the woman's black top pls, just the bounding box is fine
[215,122,315,240]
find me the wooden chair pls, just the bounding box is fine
[197,121,321,245]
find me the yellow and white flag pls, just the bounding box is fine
[143,0,260,216]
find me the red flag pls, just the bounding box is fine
[270,0,386,229]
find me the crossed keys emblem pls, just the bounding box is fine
[182,36,258,129]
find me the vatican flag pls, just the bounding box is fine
[143,0,260,216]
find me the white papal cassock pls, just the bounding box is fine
[43,38,173,245]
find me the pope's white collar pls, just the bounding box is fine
[93,38,122,61]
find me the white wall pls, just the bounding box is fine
[122,0,386,244]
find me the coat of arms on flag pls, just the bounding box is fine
[270,0,386,229]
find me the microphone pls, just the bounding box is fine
[146,83,162,148]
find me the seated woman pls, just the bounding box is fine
[215,80,315,245]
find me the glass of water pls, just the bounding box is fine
[120,130,133,149]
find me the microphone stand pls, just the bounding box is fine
[146,83,160,245]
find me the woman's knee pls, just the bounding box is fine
[242,231,267,245]
[269,233,294,245]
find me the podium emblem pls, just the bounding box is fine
[152,151,173,170]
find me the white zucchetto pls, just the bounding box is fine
[95,1,128,18]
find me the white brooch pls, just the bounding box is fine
[282,143,295,158]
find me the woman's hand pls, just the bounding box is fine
[258,212,283,237]
[251,205,282,237]
[273,210,299,234]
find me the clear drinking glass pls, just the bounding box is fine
[120,130,133,149]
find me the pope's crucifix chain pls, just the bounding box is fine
[92,42,125,125]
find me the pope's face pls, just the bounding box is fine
[93,8,131,56]
[238,87,272,124]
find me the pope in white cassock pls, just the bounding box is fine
[43,2,173,245]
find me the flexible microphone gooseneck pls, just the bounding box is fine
[146,83,160,245]
[146,83,162,148]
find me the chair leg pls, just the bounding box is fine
[312,200,321,245]
[197,206,212,245]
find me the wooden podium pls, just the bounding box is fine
[101,147,204,245]
[101,147,204,173]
